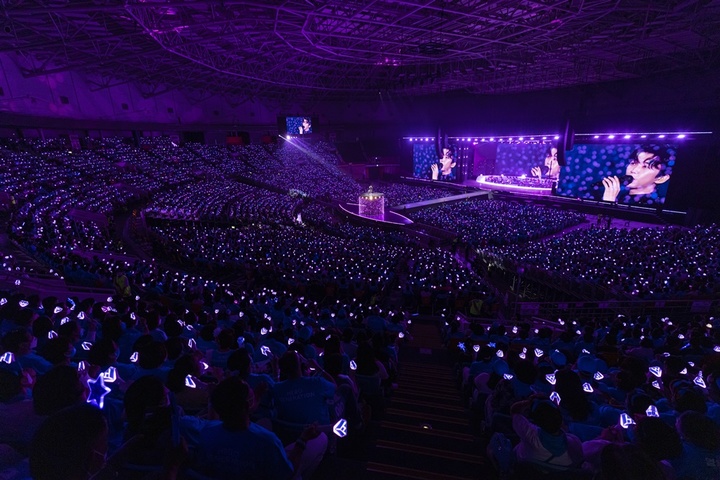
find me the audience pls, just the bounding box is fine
[1,136,719,479]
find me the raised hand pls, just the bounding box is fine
[601,176,621,202]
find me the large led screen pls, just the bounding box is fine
[556,144,676,206]
[412,143,457,181]
[495,143,559,179]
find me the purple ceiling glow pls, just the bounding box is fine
[1,0,719,102]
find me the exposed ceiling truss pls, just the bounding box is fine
[1,0,719,102]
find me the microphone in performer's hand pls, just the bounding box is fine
[592,175,633,187]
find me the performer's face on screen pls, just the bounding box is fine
[625,151,669,194]
[544,148,558,168]
[440,149,455,175]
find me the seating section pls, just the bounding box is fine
[0,136,718,480]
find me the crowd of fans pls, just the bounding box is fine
[144,180,301,225]
[407,199,586,247]
[481,224,720,299]
[1,135,719,479]
[0,286,409,479]
[445,310,720,479]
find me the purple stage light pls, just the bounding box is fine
[624,134,631,139]
[658,134,666,138]
[593,135,600,139]
[677,134,686,138]
[608,135,615,139]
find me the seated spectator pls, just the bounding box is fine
[671,411,720,480]
[2,329,52,375]
[634,416,683,479]
[29,404,109,480]
[193,376,326,480]
[273,350,336,426]
[510,398,584,471]
[166,354,210,416]
[596,443,669,480]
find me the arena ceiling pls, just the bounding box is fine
[1,0,720,102]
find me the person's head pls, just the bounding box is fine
[167,354,200,393]
[301,117,311,132]
[634,416,682,461]
[673,385,707,414]
[123,375,170,437]
[323,353,344,377]
[41,337,75,366]
[625,146,671,194]
[87,338,118,368]
[598,443,665,480]
[33,366,87,416]
[137,340,168,370]
[2,328,33,355]
[210,377,252,427]
[676,411,720,450]
[0,368,23,402]
[30,404,108,480]
[555,369,593,421]
[278,350,303,380]
[626,392,654,416]
[227,349,252,376]
[513,359,538,385]
[216,328,237,350]
[530,399,563,434]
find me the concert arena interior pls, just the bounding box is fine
[1,1,720,479]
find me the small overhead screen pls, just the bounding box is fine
[284,116,316,135]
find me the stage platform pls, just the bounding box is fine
[392,190,491,211]
[338,202,414,225]
[467,177,554,195]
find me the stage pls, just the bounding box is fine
[338,202,414,225]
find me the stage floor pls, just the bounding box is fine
[467,177,553,195]
[339,203,414,225]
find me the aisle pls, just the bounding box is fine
[364,319,486,480]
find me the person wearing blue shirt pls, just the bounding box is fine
[193,377,325,480]
[273,351,337,426]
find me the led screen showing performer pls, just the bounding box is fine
[286,116,312,135]
[495,143,558,178]
[556,144,676,206]
[413,143,456,181]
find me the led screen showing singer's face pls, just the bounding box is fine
[556,144,676,206]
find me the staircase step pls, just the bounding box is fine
[365,462,476,480]
[390,397,466,413]
[384,408,468,427]
[392,388,463,404]
[375,439,484,465]
[380,420,475,442]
